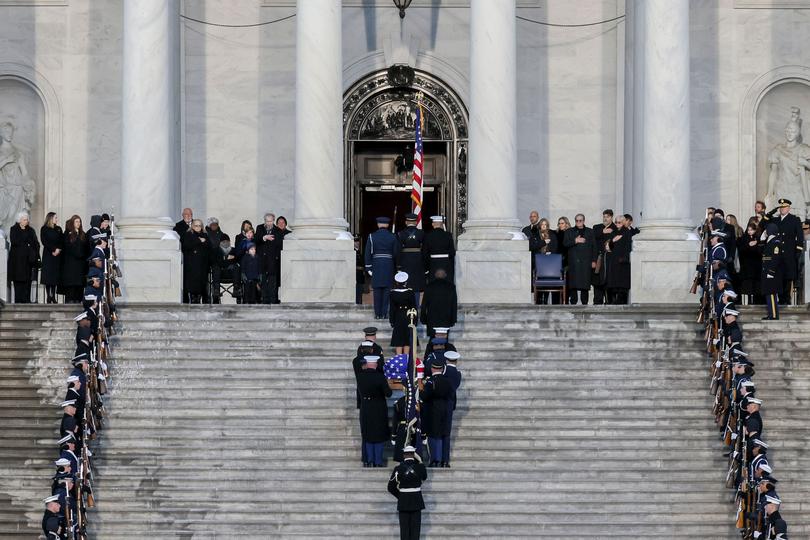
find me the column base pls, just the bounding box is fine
[630,236,700,303]
[280,235,355,303]
[0,230,7,303]
[116,217,182,303]
[455,234,531,304]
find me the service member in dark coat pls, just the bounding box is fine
[771,198,804,303]
[389,272,416,354]
[760,222,783,320]
[387,445,428,540]
[365,217,400,318]
[563,214,598,304]
[173,207,193,236]
[181,219,210,304]
[421,358,453,467]
[744,397,763,443]
[591,209,615,304]
[397,213,426,308]
[357,327,385,360]
[40,212,64,304]
[424,327,456,358]
[440,351,462,467]
[41,495,64,540]
[420,269,457,337]
[357,356,392,467]
[61,215,89,304]
[422,215,455,283]
[8,212,40,303]
[604,214,632,304]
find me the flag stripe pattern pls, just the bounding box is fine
[411,105,424,228]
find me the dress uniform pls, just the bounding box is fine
[389,272,416,350]
[41,495,64,539]
[365,217,400,319]
[388,446,428,540]
[771,198,804,303]
[441,351,462,466]
[422,215,455,283]
[421,358,453,467]
[761,222,784,320]
[397,213,426,309]
[356,356,392,467]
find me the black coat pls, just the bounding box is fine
[255,223,277,275]
[420,278,457,330]
[760,238,783,296]
[40,225,63,286]
[422,228,455,282]
[397,226,426,291]
[205,226,230,267]
[357,368,392,443]
[775,213,803,280]
[387,458,427,512]
[421,373,453,437]
[389,287,416,347]
[737,233,761,295]
[181,230,210,295]
[61,232,88,288]
[8,224,39,282]
[173,220,190,236]
[563,226,597,290]
[605,227,632,290]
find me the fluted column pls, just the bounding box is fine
[629,0,698,303]
[280,0,354,302]
[455,0,530,304]
[116,0,182,303]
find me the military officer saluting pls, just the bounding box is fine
[422,215,455,283]
[388,445,428,540]
[771,198,804,304]
[760,222,784,320]
[397,213,426,309]
[365,217,400,319]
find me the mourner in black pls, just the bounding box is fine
[8,212,40,303]
[61,215,89,304]
[387,445,428,540]
[422,215,455,283]
[204,217,229,304]
[173,207,193,236]
[604,214,633,304]
[354,234,365,304]
[389,272,417,354]
[760,222,783,320]
[357,356,392,467]
[40,212,64,304]
[771,198,804,303]
[523,210,542,278]
[563,213,597,304]
[41,494,64,540]
[397,213,426,308]
[181,219,210,304]
[420,269,458,337]
[737,221,763,304]
[591,209,615,304]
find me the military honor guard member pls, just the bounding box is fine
[422,215,455,283]
[420,269,458,337]
[771,198,804,304]
[421,357,453,467]
[365,216,400,319]
[41,494,64,539]
[397,213,426,308]
[760,222,784,320]
[388,445,428,540]
[357,355,392,467]
[389,272,417,355]
[441,350,462,467]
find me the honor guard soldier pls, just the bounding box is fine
[760,222,784,320]
[422,215,455,283]
[41,494,64,540]
[770,198,804,303]
[397,213,426,309]
[421,357,453,467]
[357,356,392,467]
[744,397,764,448]
[358,327,385,360]
[441,350,462,467]
[388,445,428,540]
[424,327,456,358]
[365,217,400,319]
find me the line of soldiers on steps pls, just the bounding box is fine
[699,212,789,539]
[41,230,119,540]
[352,321,462,540]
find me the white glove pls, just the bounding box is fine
[753,532,761,539]
[731,433,738,441]
[368,271,373,276]
[715,361,722,369]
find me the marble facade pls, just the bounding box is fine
[1,0,810,303]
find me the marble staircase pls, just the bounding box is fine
[1,303,809,539]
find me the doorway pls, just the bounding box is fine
[359,186,440,241]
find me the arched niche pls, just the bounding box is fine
[739,65,810,215]
[0,62,62,232]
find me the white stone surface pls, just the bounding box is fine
[118,0,181,303]
[455,238,532,304]
[279,238,355,303]
[630,238,700,304]
[0,229,7,303]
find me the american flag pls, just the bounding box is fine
[411,101,424,229]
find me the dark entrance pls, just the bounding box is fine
[358,186,440,242]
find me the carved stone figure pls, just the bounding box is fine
[765,110,810,218]
[0,121,36,234]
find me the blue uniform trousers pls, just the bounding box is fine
[363,441,384,465]
[373,287,390,318]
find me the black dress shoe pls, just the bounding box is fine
[762,316,774,320]
[441,462,450,468]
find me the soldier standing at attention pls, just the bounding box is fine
[397,213,426,309]
[771,198,804,304]
[41,494,64,539]
[388,445,428,540]
[760,222,783,320]
[365,217,400,319]
[422,215,455,283]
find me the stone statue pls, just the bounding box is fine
[765,109,810,218]
[0,121,36,234]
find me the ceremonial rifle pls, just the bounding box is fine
[690,214,709,296]
[403,308,421,453]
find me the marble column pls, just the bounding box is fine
[116,0,182,303]
[280,0,355,302]
[455,0,530,304]
[629,0,699,303]
[0,229,7,303]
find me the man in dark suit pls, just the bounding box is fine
[173,208,193,236]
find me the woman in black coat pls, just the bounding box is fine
[272,216,291,296]
[40,212,63,304]
[61,215,89,303]
[389,272,416,354]
[181,219,210,304]
[9,212,40,303]
[737,221,763,304]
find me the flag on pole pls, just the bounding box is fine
[411,102,424,229]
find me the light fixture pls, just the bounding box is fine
[392,0,413,19]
